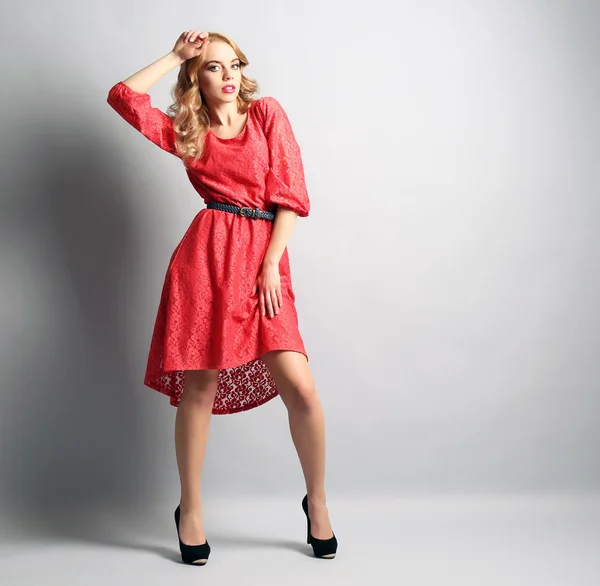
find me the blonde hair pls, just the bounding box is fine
[167,32,259,165]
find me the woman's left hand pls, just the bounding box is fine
[252,262,283,318]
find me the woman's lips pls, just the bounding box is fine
[222,85,236,93]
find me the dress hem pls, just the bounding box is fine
[143,347,309,414]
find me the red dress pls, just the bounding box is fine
[107,81,310,414]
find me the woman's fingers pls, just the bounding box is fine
[271,291,280,315]
[267,290,280,317]
[189,30,208,43]
[264,292,273,318]
[257,285,282,318]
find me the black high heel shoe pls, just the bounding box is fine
[301,494,338,558]
[174,504,211,565]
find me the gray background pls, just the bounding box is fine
[1,0,599,584]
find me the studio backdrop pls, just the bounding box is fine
[0,0,598,515]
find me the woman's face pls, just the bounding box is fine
[198,41,243,105]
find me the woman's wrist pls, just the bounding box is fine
[167,51,186,67]
[262,256,280,268]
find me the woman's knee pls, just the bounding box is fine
[181,369,219,404]
[261,350,319,409]
[282,380,320,411]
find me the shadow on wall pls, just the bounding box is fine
[1,105,150,533]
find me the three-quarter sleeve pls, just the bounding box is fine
[107,81,180,158]
[259,97,310,217]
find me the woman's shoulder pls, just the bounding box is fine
[250,95,285,119]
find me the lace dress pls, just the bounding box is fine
[107,81,310,414]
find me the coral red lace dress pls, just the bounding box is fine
[107,81,310,414]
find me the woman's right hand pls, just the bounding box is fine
[171,30,210,62]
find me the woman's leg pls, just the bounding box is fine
[260,350,334,539]
[175,368,219,545]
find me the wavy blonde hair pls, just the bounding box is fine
[166,32,259,165]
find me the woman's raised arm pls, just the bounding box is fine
[106,31,210,157]
[120,30,210,93]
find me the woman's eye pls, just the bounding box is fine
[208,63,240,72]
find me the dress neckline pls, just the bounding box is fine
[208,102,255,142]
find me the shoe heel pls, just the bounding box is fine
[302,494,311,542]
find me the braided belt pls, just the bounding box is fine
[206,201,275,221]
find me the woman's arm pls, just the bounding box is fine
[262,207,298,267]
[107,31,209,157]
[259,97,310,217]
[252,97,311,317]
[121,51,185,94]
[119,30,209,93]
[254,207,299,318]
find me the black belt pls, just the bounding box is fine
[206,202,275,221]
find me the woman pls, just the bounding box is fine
[107,30,337,564]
